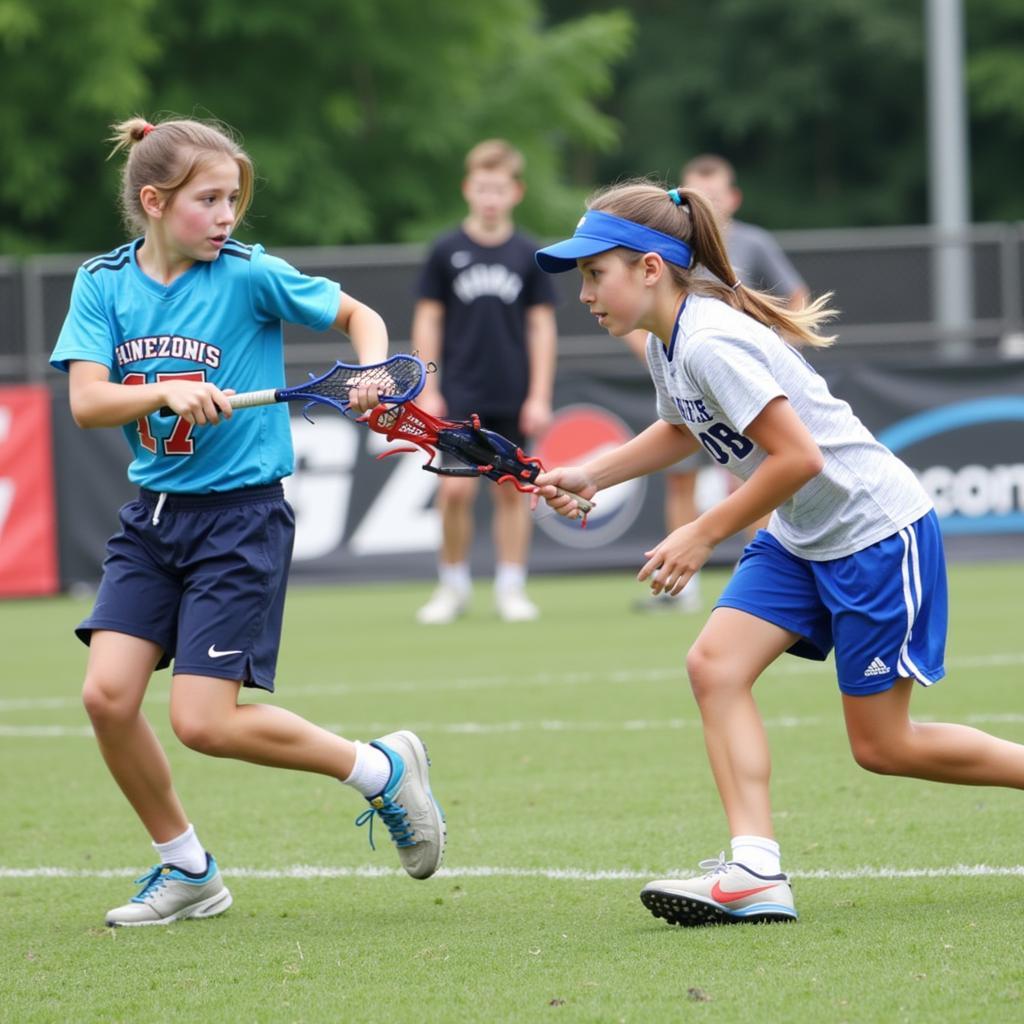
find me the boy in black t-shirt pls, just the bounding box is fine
[412,140,558,623]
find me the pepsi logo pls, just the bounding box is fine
[533,404,646,548]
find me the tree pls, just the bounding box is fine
[0,0,159,252]
[548,0,1024,228]
[966,0,1024,222]
[0,0,633,253]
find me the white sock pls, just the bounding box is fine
[342,741,393,798]
[439,562,471,595]
[667,569,700,602]
[731,835,782,876]
[494,562,527,594]
[153,824,208,875]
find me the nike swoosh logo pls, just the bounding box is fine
[710,880,778,904]
[208,645,243,659]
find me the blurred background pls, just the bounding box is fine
[2,0,1023,596]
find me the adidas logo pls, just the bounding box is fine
[863,656,890,677]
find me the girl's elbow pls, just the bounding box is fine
[803,448,825,481]
[69,399,101,429]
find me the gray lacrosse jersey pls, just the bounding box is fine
[645,295,932,560]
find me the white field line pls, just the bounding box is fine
[3,650,1024,715]
[6,711,1024,740]
[3,863,1024,882]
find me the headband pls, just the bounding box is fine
[535,209,695,274]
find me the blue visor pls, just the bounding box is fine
[535,210,694,274]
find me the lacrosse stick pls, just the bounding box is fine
[361,400,594,525]
[158,354,426,420]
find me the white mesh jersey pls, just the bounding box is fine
[645,294,931,560]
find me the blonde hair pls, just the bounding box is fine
[108,116,254,236]
[588,180,836,348]
[464,139,525,180]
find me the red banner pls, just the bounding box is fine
[0,385,59,596]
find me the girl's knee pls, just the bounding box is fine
[848,733,905,775]
[686,642,735,704]
[82,676,141,731]
[170,708,230,756]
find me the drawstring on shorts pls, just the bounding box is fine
[151,492,167,526]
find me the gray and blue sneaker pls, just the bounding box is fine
[355,730,446,879]
[105,852,232,927]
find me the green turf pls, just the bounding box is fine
[4,564,1024,1023]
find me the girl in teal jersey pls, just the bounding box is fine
[51,116,445,927]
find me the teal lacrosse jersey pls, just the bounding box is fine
[51,238,341,492]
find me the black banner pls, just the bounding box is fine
[49,356,1024,588]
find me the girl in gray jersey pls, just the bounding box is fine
[533,180,1024,928]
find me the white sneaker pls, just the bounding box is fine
[355,730,446,879]
[495,588,539,622]
[675,583,702,612]
[416,584,468,625]
[105,853,232,927]
[641,854,797,927]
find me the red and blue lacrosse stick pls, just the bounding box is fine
[361,401,593,525]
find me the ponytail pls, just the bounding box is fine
[107,117,154,157]
[589,180,837,348]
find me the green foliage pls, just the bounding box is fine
[966,0,1024,222]
[0,0,632,253]
[553,0,1023,229]
[558,0,926,229]
[1,1,1021,253]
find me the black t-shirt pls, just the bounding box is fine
[416,227,558,418]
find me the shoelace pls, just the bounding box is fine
[697,853,732,877]
[130,864,170,903]
[355,796,416,850]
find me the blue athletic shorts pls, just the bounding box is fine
[716,510,947,696]
[76,483,293,692]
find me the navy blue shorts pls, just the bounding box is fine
[716,511,948,696]
[77,483,293,692]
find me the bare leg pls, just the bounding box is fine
[664,470,698,533]
[170,675,358,777]
[437,475,478,566]
[82,631,189,843]
[492,483,531,567]
[686,608,801,838]
[843,678,1024,785]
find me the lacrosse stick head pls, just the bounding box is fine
[287,355,427,419]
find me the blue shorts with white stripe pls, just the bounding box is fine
[716,510,947,695]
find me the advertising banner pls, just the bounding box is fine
[0,385,59,596]
[46,357,1024,589]
[829,359,1024,553]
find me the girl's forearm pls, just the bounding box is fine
[586,420,698,490]
[696,451,822,546]
[345,304,389,365]
[71,379,168,428]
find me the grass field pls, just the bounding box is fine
[4,563,1024,1023]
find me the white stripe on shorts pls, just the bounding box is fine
[896,525,930,684]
